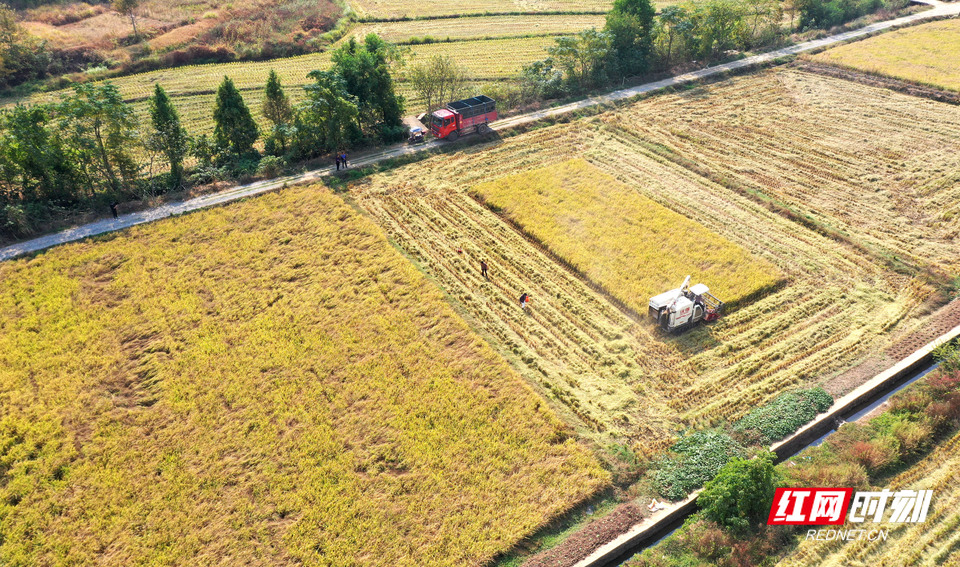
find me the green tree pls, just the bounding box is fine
[58,82,139,195]
[0,104,76,204]
[149,84,189,188]
[294,70,359,157]
[605,0,656,78]
[408,55,469,114]
[112,0,140,40]
[547,29,612,91]
[330,34,405,142]
[698,450,782,533]
[657,6,692,66]
[213,76,258,158]
[692,0,749,59]
[262,70,293,155]
[0,4,49,89]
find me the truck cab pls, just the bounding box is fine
[431,109,459,140]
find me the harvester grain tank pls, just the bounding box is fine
[648,275,724,333]
[430,95,497,141]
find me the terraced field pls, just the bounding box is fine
[779,428,960,566]
[7,36,556,137]
[347,68,952,454]
[350,0,611,19]
[0,185,607,565]
[811,18,960,92]
[342,14,605,43]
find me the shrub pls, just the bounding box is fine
[654,430,746,500]
[698,451,780,533]
[733,387,833,445]
[846,437,899,473]
[255,155,285,177]
[785,451,870,490]
[887,390,933,416]
[926,371,960,397]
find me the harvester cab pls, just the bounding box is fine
[648,275,724,333]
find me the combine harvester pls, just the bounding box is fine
[648,275,724,333]
[430,95,497,141]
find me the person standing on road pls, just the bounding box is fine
[110,202,119,219]
[335,154,342,171]
[342,152,348,169]
[480,259,488,279]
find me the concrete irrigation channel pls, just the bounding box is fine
[572,318,960,567]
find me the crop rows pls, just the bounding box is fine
[343,14,605,43]
[604,69,960,275]
[779,429,960,566]
[347,69,944,452]
[350,0,612,19]
[0,184,608,565]
[811,18,960,92]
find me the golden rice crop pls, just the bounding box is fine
[471,158,783,311]
[0,185,608,566]
[810,19,960,92]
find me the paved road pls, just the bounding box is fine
[2,0,957,262]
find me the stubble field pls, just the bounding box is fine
[810,18,960,92]
[0,185,607,565]
[346,68,956,455]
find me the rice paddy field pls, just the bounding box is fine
[346,67,958,454]
[471,159,783,309]
[0,185,608,565]
[810,18,960,92]
[341,14,606,43]
[778,428,960,566]
[349,0,611,19]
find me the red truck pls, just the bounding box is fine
[430,95,497,141]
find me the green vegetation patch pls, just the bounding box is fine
[733,387,833,445]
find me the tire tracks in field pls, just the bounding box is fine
[356,186,681,453]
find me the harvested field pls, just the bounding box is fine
[350,0,610,19]
[347,68,949,454]
[342,14,605,43]
[810,18,960,92]
[603,68,960,276]
[472,159,782,310]
[0,185,607,565]
[778,428,960,566]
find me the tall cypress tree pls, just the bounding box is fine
[150,84,189,188]
[262,69,293,155]
[213,76,258,157]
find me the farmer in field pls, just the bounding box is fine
[481,259,488,279]
[519,292,529,311]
